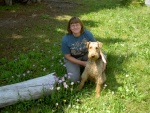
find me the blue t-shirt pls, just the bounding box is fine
[61,30,96,58]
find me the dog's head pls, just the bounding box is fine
[86,41,103,60]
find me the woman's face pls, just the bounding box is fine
[70,23,81,35]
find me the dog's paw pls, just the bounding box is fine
[96,94,100,98]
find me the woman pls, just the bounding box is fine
[61,17,106,82]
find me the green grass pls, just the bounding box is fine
[0,0,150,113]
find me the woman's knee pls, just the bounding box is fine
[66,69,80,82]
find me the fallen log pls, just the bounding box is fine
[0,73,56,108]
[145,0,150,6]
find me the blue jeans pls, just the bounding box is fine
[64,53,88,82]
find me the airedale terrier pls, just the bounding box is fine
[78,41,106,97]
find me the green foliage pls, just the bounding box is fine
[48,73,80,112]
[0,0,150,113]
[121,0,145,6]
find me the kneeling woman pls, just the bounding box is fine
[61,17,106,82]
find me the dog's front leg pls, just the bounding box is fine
[95,77,103,98]
[96,83,101,98]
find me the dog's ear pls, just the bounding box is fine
[97,41,103,48]
[86,41,91,48]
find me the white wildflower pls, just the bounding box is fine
[23,73,26,76]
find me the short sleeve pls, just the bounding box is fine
[84,30,96,42]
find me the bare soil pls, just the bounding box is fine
[0,0,78,30]
[0,0,80,59]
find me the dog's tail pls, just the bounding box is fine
[100,50,107,64]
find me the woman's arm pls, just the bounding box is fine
[64,54,86,67]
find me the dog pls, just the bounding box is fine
[78,41,106,97]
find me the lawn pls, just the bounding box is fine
[0,0,150,113]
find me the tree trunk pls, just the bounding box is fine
[0,73,56,108]
[4,0,12,5]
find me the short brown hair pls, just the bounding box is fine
[67,17,84,34]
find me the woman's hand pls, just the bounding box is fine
[81,61,87,67]
[64,54,87,67]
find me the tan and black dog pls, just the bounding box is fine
[78,41,106,97]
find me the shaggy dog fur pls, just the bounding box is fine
[78,41,106,97]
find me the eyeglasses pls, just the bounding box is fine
[70,23,81,28]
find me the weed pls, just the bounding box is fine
[0,0,150,113]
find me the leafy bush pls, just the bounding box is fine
[120,0,145,5]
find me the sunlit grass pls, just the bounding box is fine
[0,0,150,113]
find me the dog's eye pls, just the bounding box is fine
[89,47,92,49]
[96,47,98,49]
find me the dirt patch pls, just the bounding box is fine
[0,0,79,30]
[0,0,81,59]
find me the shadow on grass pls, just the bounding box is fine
[0,0,128,59]
[0,0,135,112]
[105,54,125,91]
[98,37,126,44]
[100,37,126,89]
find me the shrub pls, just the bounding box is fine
[120,0,145,6]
